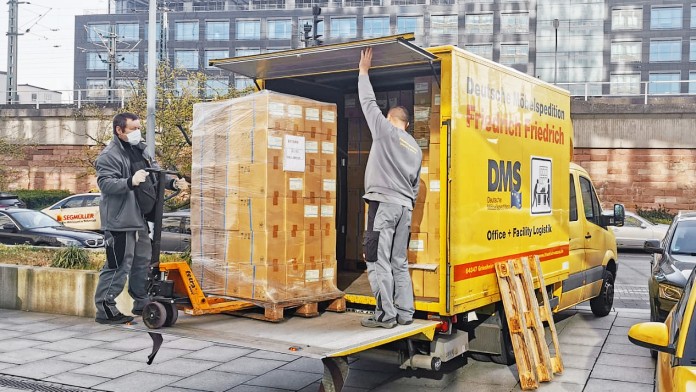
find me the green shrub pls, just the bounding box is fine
[51,246,91,270]
[636,205,675,225]
[12,189,72,210]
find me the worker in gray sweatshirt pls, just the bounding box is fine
[358,47,422,329]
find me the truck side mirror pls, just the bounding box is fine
[613,204,625,227]
[644,239,663,254]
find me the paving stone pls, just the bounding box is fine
[36,338,104,353]
[229,385,294,392]
[557,353,596,370]
[0,362,16,371]
[56,348,125,364]
[453,361,519,387]
[546,367,590,385]
[511,381,584,391]
[584,378,654,392]
[63,323,112,334]
[44,372,111,388]
[98,336,155,352]
[608,326,631,336]
[153,387,200,392]
[602,342,652,357]
[558,326,610,338]
[0,322,63,334]
[118,347,193,363]
[613,317,648,328]
[1,358,83,379]
[163,337,215,351]
[558,333,606,346]
[172,370,254,391]
[344,368,393,389]
[376,385,445,392]
[597,353,656,369]
[278,357,324,374]
[95,372,182,392]
[211,357,286,375]
[565,313,616,330]
[605,333,634,345]
[0,348,62,365]
[0,330,24,341]
[72,358,148,378]
[141,358,220,377]
[182,345,253,362]
[591,364,656,384]
[558,343,602,358]
[26,329,82,342]
[245,350,299,362]
[243,369,321,390]
[80,329,141,342]
[0,338,44,352]
[297,383,367,392]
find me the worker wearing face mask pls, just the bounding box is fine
[93,112,189,324]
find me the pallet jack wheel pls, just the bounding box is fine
[164,303,179,327]
[143,302,167,329]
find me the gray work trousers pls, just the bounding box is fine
[94,229,151,319]
[363,200,415,323]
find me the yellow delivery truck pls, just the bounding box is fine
[134,34,624,390]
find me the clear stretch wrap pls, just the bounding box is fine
[190,90,340,302]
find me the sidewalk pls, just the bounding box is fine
[0,306,656,392]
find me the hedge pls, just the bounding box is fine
[11,189,72,210]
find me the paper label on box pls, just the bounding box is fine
[321,141,335,154]
[305,269,320,282]
[321,205,334,218]
[434,94,441,105]
[288,104,303,119]
[305,107,320,121]
[322,109,336,123]
[323,267,335,279]
[305,141,319,154]
[414,107,430,121]
[283,135,306,172]
[409,239,425,251]
[430,180,441,192]
[323,179,336,192]
[269,103,285,116]
[421,166,429,174]
[267,136,283,150]
[305,205,319,218]
[415,82,430,93]
[289,178,304,191]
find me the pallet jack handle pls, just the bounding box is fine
[144,168,181,268]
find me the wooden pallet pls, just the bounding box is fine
[226,293,346,322]
[494,256,563,390]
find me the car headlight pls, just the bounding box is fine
[658,283,683,302]
[56,237,82,247]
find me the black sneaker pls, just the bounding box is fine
[397,317,413,326]
[95,313,135,325]
[132,309,143,316]
[361,316,397,329]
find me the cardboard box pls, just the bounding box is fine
[412,202,428,232]
[239,262,288,301]
[304,106,322,136]
[238,163,305,199]
[233,229,286,265]
[408,233,428,264]
[414,76,433,105]
[304,261,323,294]
[305,139,320,160]
[285,229,304,264]
[430,113,441,144]
[321,227,336,263]
[304,158,323,199]
[236,197,284,233]
[428,233,441,265]
[320,138,336,164]
[285,195,304,232]
[322,259,337,291]
[321,105,337,135]
[320,199,335,231]
[424,270,439,298]
[429,143,441,176]
[410,269,424,298]
[427,196,441,237]
[303,203,320,232]
[431,80,441,113]
[304,228,322,264]
[322,178,337,200]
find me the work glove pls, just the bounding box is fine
[132,169,148,187]
[174,177,190,191]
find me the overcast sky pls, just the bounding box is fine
[0,0,109,92]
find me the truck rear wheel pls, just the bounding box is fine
[590,270,614,317]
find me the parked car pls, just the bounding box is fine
[0,208,104,248]
[628,268,696,391]
[42,193,101,231]
[0,193,26,209]
[610,211,668,249]
[645,211,696,324]
[160,211,190,253]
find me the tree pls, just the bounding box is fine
[0,135,26,190]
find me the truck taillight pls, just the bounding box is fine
[436,320,450,333]
[428,314,455,334]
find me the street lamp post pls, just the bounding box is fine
[553,18,559,85]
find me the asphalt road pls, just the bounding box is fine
[614,250,652,310]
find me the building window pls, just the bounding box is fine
[651,6,682,30]
[465,14,493,34]
[501,13,529,34]
[252,0,285,9]
[144,22,162,41]
[176,21,199,41]
[119,52,139,70]
[363,16,390,38]
[235,48,261,57]
[649,72,681,94]
[331,17,357,39]
[175,50,199,69]
[650,39,682,62]
[431,15,458,35]
[397,16,423,36]
[175,79,198,96]
[206,21,229,40]
[612,7,642,30]
[692,5,696,29]
[690,71,696,94]
[392,0,425,4]
[610,41,642,63]
[205,79,229,97]
[88,24,111,42]
[205,50,229,68]
[610,73,640,95]
[691,39,696,61]
[235,76,254,90]
[299,18,324,40]
[87,52,108,71]
[117,23,139,41]
[86,79,108,98]
[237,20,261,40]
[30,93,37,102]
[266,47,290,53]
[466,44,493,60]
[268,19,292,40]
[500,43,529,65]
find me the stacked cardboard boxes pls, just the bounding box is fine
[190,91,339,303]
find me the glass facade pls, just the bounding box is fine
[88,24,111,42]
[501,13,529,34]
[205,79,229,97]
[651,6,682,30]
[649,72,681,94]
[175,50,199,69]
[331,17,357,38]
[610,73,641,95]
[500,43,529,65]
[119,52,139,70]
[612,7,643,30]
[690,71,696,94]
[364,16,390,38]
[236,48,261,57]
[205,50,229,68]
[691,39,696,62]
[237,20,261,39]
[465,14,493,34]
[86,79,108,98]
[396,16,422,36]
[465,44,493,60]
[87,53,108,71]
[176,21,199,41]
[650,40,682,62]
[431,15,458,35]
[117,23,139,41]
[268,19,292,39]
[206,21,229,40]
[611,41,642,63]
[175,79,198,96]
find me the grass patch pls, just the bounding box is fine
[0,244,105,270]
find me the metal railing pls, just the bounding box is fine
[557,80,696,104]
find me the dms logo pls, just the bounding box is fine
[488,160,522,209]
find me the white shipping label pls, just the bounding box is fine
[322,109,336,123]
[321,141,335,154]
[289,178,304,191]
[321,205,334,217]
[323,267,335,279]
[415,82,430,93]
[409,239,425,251]
[414,107,430,121]
[305,107,320,121]
[434,94,441,105]
[288,104,303,118]
[421,166,429,174]
[269,103,285,116]
[305,205,319,218]
[430,180,441,192]
[305,269,320,283]
[323,179,336,192]
[305,141,319,154]
[283,135,306,172]
[267,136,283,150]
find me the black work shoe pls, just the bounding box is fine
[361,316,397,329]
[95,313,135,325]
[397,317,413,326]
[132,309,143,316]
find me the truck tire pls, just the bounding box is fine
[590,270,614,317]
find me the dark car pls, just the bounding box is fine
[0,208,104,248]
[645,211,696,323]
[0,193,26,209]
[160,211,190,253]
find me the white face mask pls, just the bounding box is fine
[126,130,142,146]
